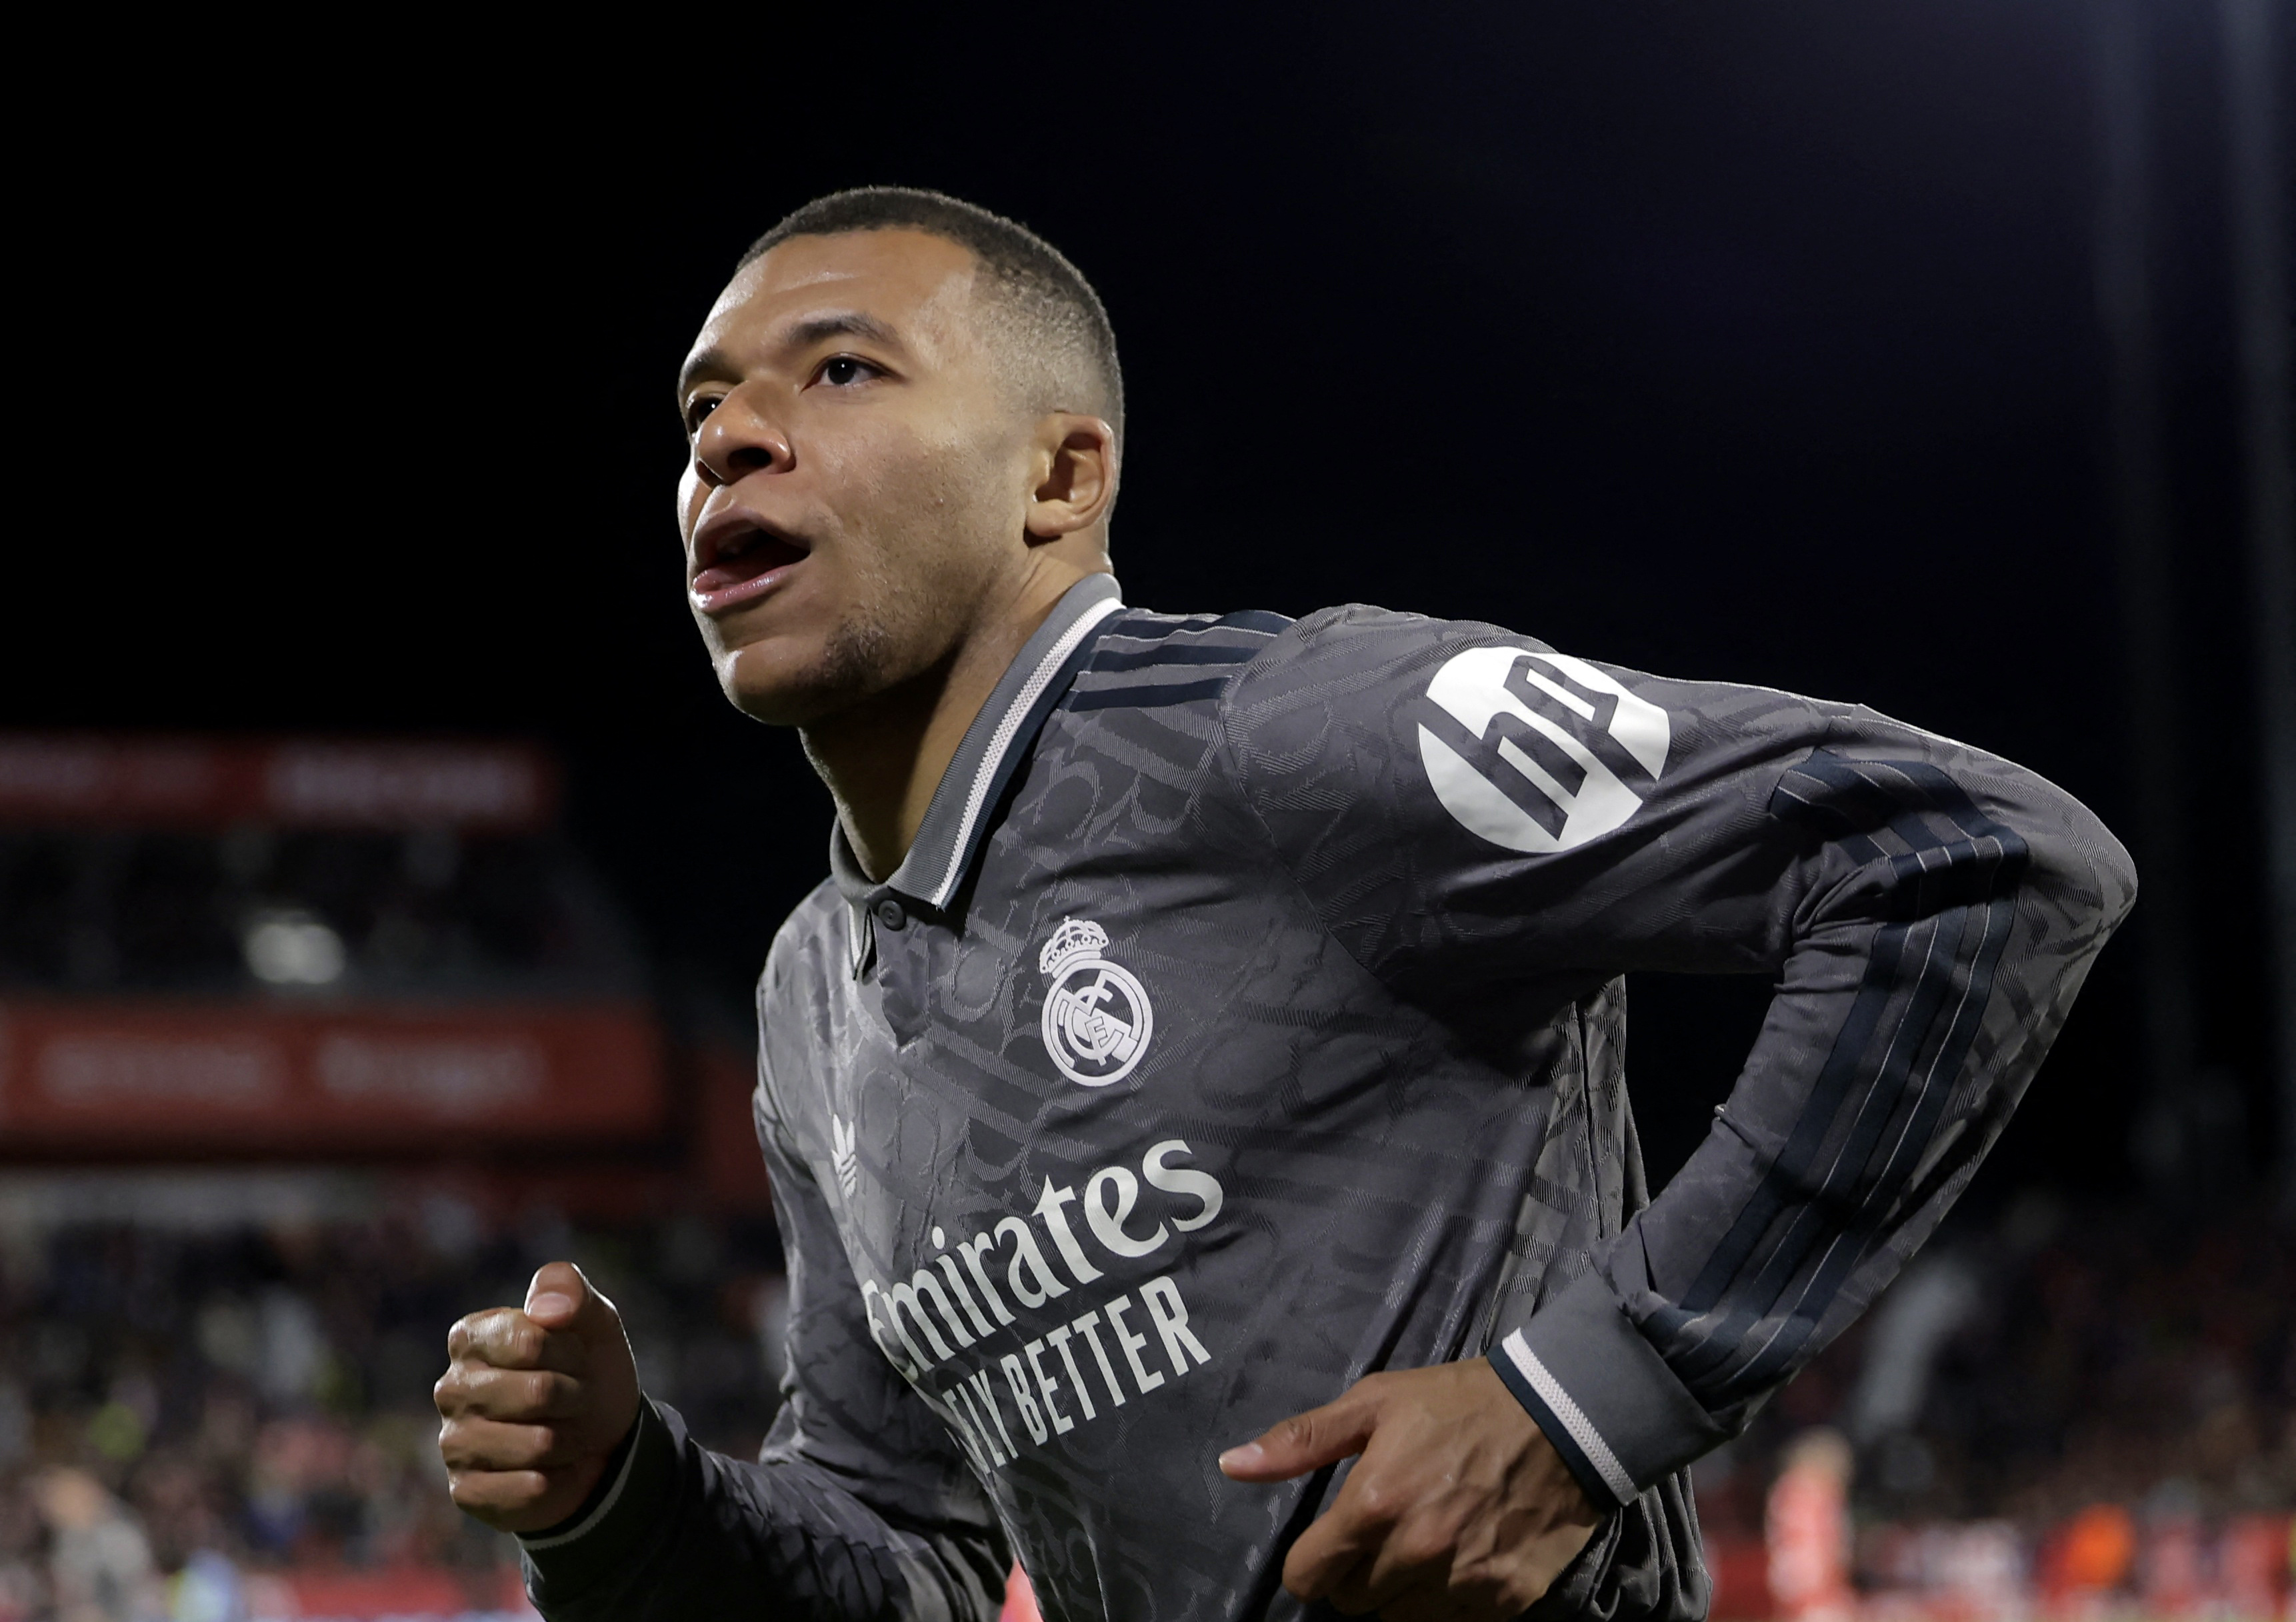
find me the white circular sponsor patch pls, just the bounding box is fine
[1417,646,1671,853]
[1037,917,1154,1087]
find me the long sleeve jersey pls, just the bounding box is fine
[520,575,2134,1622]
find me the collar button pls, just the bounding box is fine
[873,898,909,931]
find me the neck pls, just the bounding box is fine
[803,550,1105,884]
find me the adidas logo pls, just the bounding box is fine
[831,1114,860,1199]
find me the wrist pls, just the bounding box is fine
[519,1403,645,1539]
[520,1397,684,1607]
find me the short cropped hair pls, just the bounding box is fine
[741,187,1123,443]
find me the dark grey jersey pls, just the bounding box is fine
[521,575,2134,1622]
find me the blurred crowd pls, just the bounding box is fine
[1699,1195,2295,1617]
[0,829,633,995]
[0,1199,784,1621]
[0,1188,2287,1619]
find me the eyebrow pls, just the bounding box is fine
[676,310,908,403]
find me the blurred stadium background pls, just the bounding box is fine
[5,0,2290,1619]
[0,737,782,1619]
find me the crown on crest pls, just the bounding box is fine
[1039,917,1109,976]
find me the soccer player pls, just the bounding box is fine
[433,189,2134,1622]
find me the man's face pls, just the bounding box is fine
[677,229,1033,725]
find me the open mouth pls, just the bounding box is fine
[691,514,811,613]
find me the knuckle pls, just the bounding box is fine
[1273,1415,1319,1451]
[485,1371,535,1417]
[1393,1523,1451,1568]
[484,1427,536,1467]
[1352,1477,1398,1525]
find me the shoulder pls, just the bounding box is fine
[1057,600,1554,725]
[1223,603,1558,739]
[1059,604,1295,715]
[757,876,847,1013]
[752,877,847,1133]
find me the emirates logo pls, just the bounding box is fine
[1037,918,1155,1088]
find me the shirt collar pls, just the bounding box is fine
[829,573,1125,927]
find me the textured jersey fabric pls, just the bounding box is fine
[521,573,2135,1622]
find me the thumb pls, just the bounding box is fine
[1219,1386,1381,1482]
[525,1261,615,1335]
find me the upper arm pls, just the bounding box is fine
[1218,606,2133,993]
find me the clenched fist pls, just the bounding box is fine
[435,1261,643,1533]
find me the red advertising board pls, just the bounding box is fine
[0,735,556,830]
[0,999,660,1151]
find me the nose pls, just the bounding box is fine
[692,388,791,488]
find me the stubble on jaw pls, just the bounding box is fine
[787,601,900,730]
[719,597,898,731]
[723,533,953,733]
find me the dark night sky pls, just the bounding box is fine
[9,3,2275,1199]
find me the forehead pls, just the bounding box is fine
[691,229,985,363]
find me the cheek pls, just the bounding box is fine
[675,464,703,540]
[863,431,1012,555]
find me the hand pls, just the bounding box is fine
[1219,1360,1603,1621]
[435,1261,643,1533]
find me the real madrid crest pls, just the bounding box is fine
[1037,917,1154,1088]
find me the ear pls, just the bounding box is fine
[1023,415,1119,541]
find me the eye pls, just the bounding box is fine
[813,355,881,388]
[684,395,722,435]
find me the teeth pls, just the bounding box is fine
[719,531,757,559]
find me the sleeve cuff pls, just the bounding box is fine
[519,1396,679,1599]
[1487,1269,1730,1508]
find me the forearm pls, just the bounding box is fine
[1494,741,2135,1505]
[1217,613,2135,1511]
[521,1398,1007,1622]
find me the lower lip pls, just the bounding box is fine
[691,557,803,617]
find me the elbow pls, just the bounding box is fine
[2095,827,2139,931]
[2010,789,2139,940]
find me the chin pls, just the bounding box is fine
[721,668,837,729]
[726,685,832,729]
[719,629,889,729]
